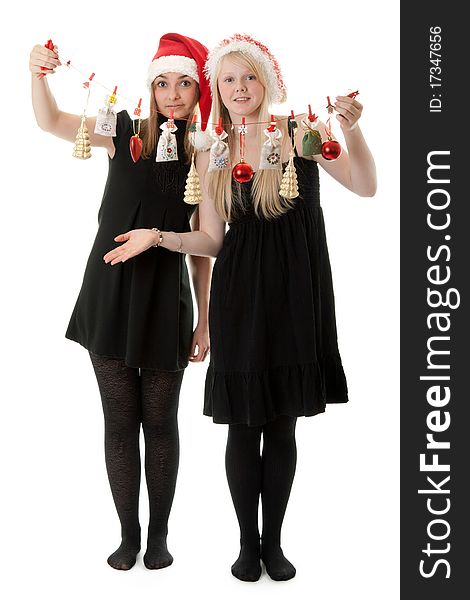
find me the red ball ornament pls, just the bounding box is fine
[232,161,254,183]
[321,139,342,161]
[129,135,143,163]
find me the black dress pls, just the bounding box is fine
[204,156,349,426]
[66,110,196,371]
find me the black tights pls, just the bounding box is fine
[225,416,297,581]
[89,352,183,570]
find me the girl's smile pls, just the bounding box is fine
[217,56,264,118]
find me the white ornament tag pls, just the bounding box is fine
[259,126,283,170]
[208,128,230,172]
[156,120,178,162]
[94,107,117,137]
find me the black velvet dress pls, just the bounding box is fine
[66,110,196,371]
[204,156,349,426]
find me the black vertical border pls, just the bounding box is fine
[401,2,469,598]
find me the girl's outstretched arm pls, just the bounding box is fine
[298,96,377,197]
[103,151,226,264]
[30,44,114,154]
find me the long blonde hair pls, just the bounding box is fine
[207,51,294,222]
[140,80,200,162]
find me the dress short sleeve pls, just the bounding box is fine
[112,110,132,156]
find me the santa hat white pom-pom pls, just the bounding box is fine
[192,124,212,151]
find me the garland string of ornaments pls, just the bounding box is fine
[41,39,359,175]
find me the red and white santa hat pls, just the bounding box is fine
[147,32,212,130]
[204,33,287,105]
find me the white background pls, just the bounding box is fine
[1,1,399,598]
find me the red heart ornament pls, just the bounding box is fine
[321,139,342,161]
[130,135,143,163]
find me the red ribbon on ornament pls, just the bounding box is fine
[325,117,332,139]
[239,117,246,161]
[215,117,223,136]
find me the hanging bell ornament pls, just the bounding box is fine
[232,117,254,183]
[184,116,202,205]
[73,114,91,160]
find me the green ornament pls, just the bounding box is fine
[302,130,323,156]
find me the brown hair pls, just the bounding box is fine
[140,80,200,162]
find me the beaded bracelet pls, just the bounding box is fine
[151,228,163,247]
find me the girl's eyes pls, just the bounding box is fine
[155,80,192,88]
[223,75,256,83]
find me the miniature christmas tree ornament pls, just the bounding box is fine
[279,114,299,199]
[73,115,92,160]
[184,116,202,205]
